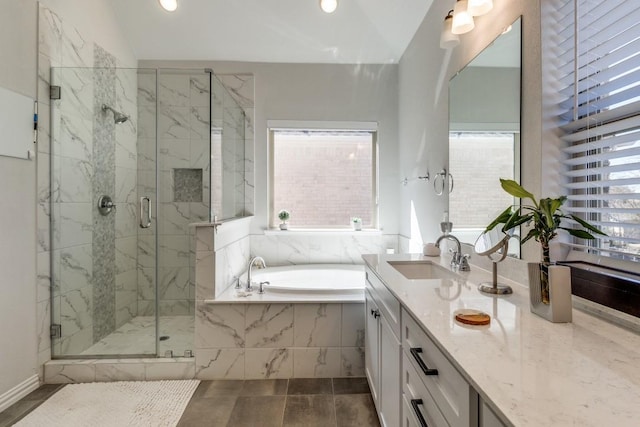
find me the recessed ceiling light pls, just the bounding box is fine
[158,0,177,12]
[320,0,338,14]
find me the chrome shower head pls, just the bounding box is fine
[102,104,129,124]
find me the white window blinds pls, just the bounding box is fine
[559,0,640,261]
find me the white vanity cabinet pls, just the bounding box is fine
[365,268,402,427]
[401,308,478,427]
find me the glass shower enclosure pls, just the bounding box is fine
[49,67,212,358]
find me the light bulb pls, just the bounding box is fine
[440,11,460,49]
[158,0,177,12]
[320,0,338,14]
[451,0,475,35]
[468,0,493,16]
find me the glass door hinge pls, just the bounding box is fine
[50,324,62,339]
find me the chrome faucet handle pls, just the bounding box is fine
[234,276,241,289]
[258,281,270,294]
[449,250,459,269]
[459,254,471,272]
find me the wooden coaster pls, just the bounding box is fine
[454,309,491,326]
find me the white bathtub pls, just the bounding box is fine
[247,264,365,294]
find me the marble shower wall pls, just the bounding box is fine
[136,71,212,316]
[38,4,138,359]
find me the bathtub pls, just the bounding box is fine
[246,264,365,294]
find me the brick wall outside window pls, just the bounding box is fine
[273,132,375,227]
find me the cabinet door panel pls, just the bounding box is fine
[379,315,401,427]
[365,289,380,404]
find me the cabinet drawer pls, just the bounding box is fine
[402,352,448,427]
[402,308,474,427]
[366,268,401,338]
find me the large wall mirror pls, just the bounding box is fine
[449,17,522,256]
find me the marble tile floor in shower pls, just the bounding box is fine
[80,315,194,356]
[0,378,379,427]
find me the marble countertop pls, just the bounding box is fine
[363,253,640,427]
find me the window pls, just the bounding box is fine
[559,0,640,261]
[269,125,377,229]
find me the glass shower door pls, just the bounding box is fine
[50,67,158,357]
[155,69,211,358]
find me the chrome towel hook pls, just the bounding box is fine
[434,169,454,196]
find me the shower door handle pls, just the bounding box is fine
[140,196,152,228]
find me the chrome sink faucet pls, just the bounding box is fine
[435,221,470,272]
[247,256,266,291]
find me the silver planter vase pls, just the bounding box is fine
[527,263,573,323]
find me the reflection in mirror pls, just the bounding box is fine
[449,17,521,257]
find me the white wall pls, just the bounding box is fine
[0,0,39,403]
[397,0,541,260]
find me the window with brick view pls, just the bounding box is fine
[271,129,376,228]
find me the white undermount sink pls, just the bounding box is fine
[388,260,456,280]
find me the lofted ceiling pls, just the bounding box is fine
[110,0,434,64]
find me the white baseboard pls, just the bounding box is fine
[0,375,40,412]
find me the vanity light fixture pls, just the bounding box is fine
[467,0,493,17]
[320,0,338,14]
[451,0,475,35]
[158,0,177,12]
[440,11,460,49]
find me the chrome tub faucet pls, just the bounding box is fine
[247,256,266,291]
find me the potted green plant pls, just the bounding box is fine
[351,217,362,231]
[278,209,290,230]
[486,179,605,320]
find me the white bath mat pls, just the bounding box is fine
[15,380,199,427]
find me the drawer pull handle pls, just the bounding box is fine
[411,398,429,427]
[370,309,380,319]
[410,347,438,376]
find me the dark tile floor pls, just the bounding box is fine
[0,378,379,427]
[178,377,380,427]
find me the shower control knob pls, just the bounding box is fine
[97,195,116,216]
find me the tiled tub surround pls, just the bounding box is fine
[195,302,365,380]
[251,232,399,266]
[363,253,640,427]
[194,222,366,380]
